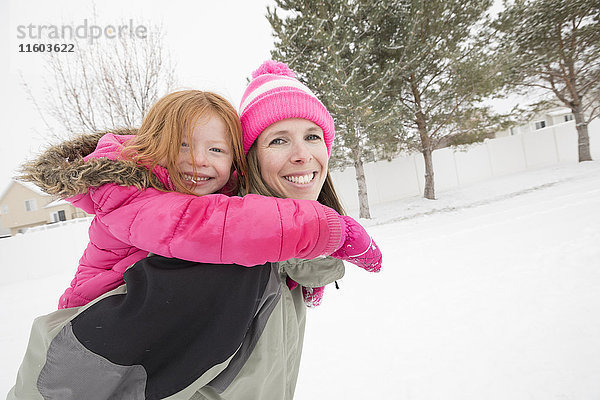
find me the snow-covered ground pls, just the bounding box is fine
[2,161,600,399]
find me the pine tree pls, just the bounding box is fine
[371,0,500,200]
[267,0,502,206]
[494,0,599,162]
[267,0,402,218]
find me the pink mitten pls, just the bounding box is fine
[302,286,325,307]
[286,277,324,307]
[332,215,382,272]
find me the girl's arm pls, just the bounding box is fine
[85,184,344,267]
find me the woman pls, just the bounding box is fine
[7,61,381,400]
[194,63,344,400]
[196,60,382,399]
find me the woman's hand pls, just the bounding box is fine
[332,215,382,272]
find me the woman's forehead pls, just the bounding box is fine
[262,118,322,135]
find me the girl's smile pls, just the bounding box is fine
[177,115,233,195]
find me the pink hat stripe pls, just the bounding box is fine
[240,78,318,115]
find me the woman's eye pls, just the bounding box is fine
[306,134,322,141]
[209,147,224,153]
[269,138,285,145]
[181,142,190,148]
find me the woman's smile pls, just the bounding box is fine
[282,171,317,185]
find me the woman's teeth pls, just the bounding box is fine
[284,173,315,184]
[183,174,211,184]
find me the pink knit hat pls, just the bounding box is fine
[239,60,335,155]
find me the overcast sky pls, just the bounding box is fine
[1,0,512,198]
[1,0,276,192]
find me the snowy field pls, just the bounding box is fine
[2,161,600,399]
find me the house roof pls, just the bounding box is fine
[547,108,571,116]
[0,180,49,202]
[44,198,69,208]
[17,180,48,196]
[0,182,12,202]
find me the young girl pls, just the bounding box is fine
[20,90,374,310]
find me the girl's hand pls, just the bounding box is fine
[332,215,382,273]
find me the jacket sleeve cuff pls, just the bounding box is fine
[321,205,343,255]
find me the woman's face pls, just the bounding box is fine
[176,114,233,195]
[255,118,329,201]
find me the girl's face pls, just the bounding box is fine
[177,114,233,195]
[255,118,329,201]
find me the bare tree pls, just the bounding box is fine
[22,21,176,137]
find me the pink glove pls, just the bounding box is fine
[332,215,382,272]
[302,286,325,308]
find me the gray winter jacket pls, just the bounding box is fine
[7,255,344,400]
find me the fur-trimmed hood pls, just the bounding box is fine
[18,129,166,198]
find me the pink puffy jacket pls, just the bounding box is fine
[58,134,343,309]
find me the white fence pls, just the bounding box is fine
[331,119,600,213]
[25,216,94,233]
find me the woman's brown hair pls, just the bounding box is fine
[122,90,248,195]
[244,143,346,215]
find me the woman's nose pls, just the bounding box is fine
[291,141,312,164]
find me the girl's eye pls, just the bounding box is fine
[269,138,286,145]
[306,134,322,141]
[209,147,224,153]
[181,142,190,148]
